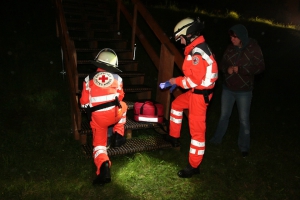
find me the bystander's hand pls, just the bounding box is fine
[233,66,239,73]
[228,66,234,74]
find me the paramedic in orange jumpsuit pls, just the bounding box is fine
[163,17,218,178]
[80,48,127,185]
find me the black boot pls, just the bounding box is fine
[177,164,200,178]
[93,161,111,185]
[114,132,126,148]
[163,134,180,147]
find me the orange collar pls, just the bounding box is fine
[184,35,205,55]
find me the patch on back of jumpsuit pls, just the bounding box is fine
[93,72,114,88]
[192,56,199,65]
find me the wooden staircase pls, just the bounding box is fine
[54,0,178,157]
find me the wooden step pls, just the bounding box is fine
[78,71,145,79]
[68,30,122,39]
[77,59,139,71]
[62,2,108,8]
[67,27,119,32]
[78,71,145,85]
[71,37,127,49]
[75,48,132,60]
[63,8,110,14]
[64,13,114,21]
[66,21,118,30]
[66,18,116,24]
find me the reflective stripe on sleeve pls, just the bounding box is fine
[186,77,197,88]
[182,78,189,89]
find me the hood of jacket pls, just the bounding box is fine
[229,24,249,49]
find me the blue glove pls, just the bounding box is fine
[159,81,177,93]
[159,81,172,89]
[169,84,177,93]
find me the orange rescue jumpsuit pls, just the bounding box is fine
[170,36,218,168]
[80,68,127,175]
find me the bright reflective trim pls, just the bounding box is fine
[190,148,196,154]
[198,150,205,155]
[192,47,213,65]
[182,78,189,89]
[138,116,158,122]
[91,93,119,103]
[170,109,183,116]
[93,146,107,152]
[191,139,205,147]
[186,77,197,87]
[118,117,126,123]
[93,146,107,159]
[94,149,107,159]
[170,116,182,124]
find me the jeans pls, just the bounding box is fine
[210,87,252,152]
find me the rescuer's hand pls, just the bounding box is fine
[159,81,172,89]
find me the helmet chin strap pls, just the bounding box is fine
[182,35,192,45]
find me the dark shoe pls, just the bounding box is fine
[93,161,111,186]
[163,134,180,147]
[242,152,249,158]
[177,164,200,178]
[114,132,126,148]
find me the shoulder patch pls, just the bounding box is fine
[93,72,114,88]
[192,56,199,65]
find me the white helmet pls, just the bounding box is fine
[91,48,122,72]
[173,17,204,42]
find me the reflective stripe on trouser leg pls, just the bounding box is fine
[91,110,117,175]
[92,125,110,175]
[189,139,205,168]
[93,145,110,175]
[188,93,208,168]
[169,92,190,138]
[169,109,183,138]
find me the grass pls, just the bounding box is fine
[1,0,300,199]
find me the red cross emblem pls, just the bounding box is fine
[99,75,108,83]
[93,72,113,87]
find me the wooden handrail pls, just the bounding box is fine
[116,0,188,118]
[131,0,184,69]
[117,1,160,68]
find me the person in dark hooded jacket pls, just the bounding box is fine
[209,24,265,157]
